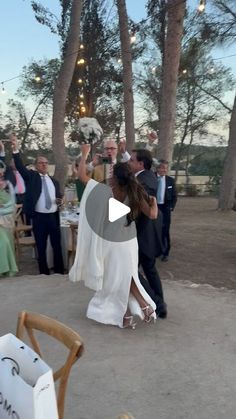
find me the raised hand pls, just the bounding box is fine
[9,133,18,152]
[80,144,91,159]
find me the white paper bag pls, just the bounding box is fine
[0,333,58,419]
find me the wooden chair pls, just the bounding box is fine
[14,204,36,260]
[16,311,84,419]
[67,223,78,270]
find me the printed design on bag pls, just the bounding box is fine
[37,383,50,398]
[1,357,20,376]
[0,392,20,419]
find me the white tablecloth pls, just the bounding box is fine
[47,212,79,270]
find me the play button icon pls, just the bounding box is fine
[108,198,130,222]
[85,182,136,242]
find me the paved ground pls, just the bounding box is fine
[0,275,235,419]
[1,197,236,418]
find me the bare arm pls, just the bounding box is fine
[77,144,91,184]
[140,196,158,219]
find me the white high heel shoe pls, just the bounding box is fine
[123,315,137,330]
[141,305,156,323]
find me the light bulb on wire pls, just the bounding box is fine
[198,0,206,13]
[1,83,6,94]
[77,58,85,65]
[130,33,136,44]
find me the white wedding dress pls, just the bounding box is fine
[69,179,156,328]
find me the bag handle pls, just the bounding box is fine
[1,346,39,376]
[1,357,20,376]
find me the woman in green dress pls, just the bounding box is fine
[0,161,18,277]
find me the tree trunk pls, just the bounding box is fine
[158,0,186,163]
[116,0,135,152]
[52,0,82,190]
[218,94,236,210]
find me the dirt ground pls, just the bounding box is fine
[17,197,236,290]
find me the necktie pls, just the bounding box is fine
[157,176,163,203]
[108,163,114,179]
[42,176,52,209]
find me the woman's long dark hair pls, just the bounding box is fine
[113,162,150,225]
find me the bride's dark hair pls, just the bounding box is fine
[113,162,150,225]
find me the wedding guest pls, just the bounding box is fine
[0,141,26,205]
[0,160,18,277]
[10,134,64,275]
[156,159,177,261]
[69,144,157,329]
[87,138,130,183]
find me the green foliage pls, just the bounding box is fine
[17,59,60,104]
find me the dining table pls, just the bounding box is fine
[47,209,79,271]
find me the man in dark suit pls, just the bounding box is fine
[129,149,167,318]
[10,134,64,275]
[156,159,177,261]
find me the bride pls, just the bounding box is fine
[69,144,157,329]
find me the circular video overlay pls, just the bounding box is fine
[85,182,136,242]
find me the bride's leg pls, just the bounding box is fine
[130,278,149,309]
[130,278,155,322]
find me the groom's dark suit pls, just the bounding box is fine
[13,152,64,275]
[136,170,165,306]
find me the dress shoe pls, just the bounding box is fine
[156,301,167,319]
[161,255,169,262]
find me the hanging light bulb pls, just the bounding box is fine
[80,101,84,105]
[79,93,84,99]
[80,44,84,49]
[77,58,85,65]
[182,69,188,74]
[1,82,6,94]
[198,0,206,13]
[130,33,136,44]
[78,78,83,84]
[34,76,41,82]
[81,106,86,113]
[117,57,122,64]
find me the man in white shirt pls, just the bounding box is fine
[10,134,64,275]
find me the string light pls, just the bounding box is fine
[130,33,136,44]
[151,66,156,74]
[78,78,83,84]
[80,101,84,105]
[79,93,84,99]
[81,106,86,113]
[198,0,206,13]
[77,58,85,65]
[80,44,84,49]
[117,57,122,64]
[1,82,6,94]
[182,69,188,74]
[34,76,41,82]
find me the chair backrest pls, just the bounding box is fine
[15,204,23,225]
[67,223,78,269]
[16,311,84,419]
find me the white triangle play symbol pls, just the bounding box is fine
[108,198,131,222]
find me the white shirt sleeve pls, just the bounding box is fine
[120,151,130,162]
